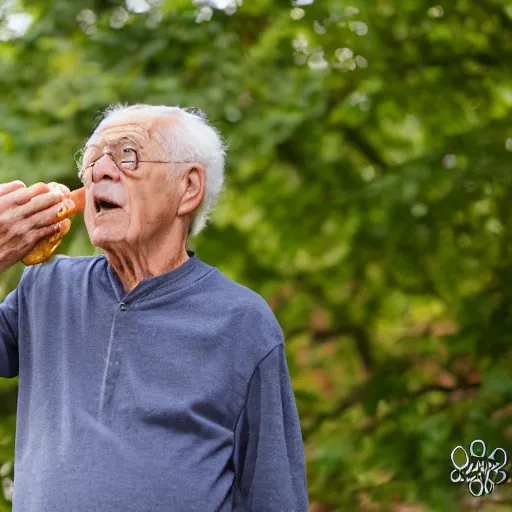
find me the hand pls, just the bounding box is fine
[22,185,85,266]
[0,181,67,273]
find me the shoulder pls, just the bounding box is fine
[201,268,287,413]
[19,254,105,291]
[204,267,284,369]
[208,268,282,338]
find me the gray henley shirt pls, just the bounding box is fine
[0,250,308,511]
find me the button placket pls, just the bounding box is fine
[98,304,125,423]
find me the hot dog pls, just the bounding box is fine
[22,187,86,266]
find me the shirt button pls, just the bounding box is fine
[120,302,127,311]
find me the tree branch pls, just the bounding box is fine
[288,325,374,373]
[304,380,480,439]
[342,125,390,171]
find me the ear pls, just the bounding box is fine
[177,164,205,217]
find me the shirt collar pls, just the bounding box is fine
[104,250,210,302]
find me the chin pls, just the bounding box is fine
[87,226,127,249]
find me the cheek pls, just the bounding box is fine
[122,178,180,236]
[84,205,94,231]
[122,201,156,241]
[132,187,177,222]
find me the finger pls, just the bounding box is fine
[48,182,71,196]
[32,222,62,244]
[20,221,60,254]
[21,224,63,265]
[17,190,65,219]
[19,198,70,229]
[4,182,51,208]
[22,219,71,265]
[56,198,76,220]
[0,181,26,198]
[51,218,72,241]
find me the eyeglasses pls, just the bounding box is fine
[75,146,191,183]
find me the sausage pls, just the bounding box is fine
[60,186,86,216]
[22,187,86,266]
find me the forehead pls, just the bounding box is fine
[86,113,176,148]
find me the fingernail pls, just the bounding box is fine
[57,198,75,218]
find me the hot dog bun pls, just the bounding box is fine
[22,187,85,265]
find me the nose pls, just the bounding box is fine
[91,153,121,183]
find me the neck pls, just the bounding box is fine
[103,226,190,293]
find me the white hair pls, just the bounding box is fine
[84,103,227,237]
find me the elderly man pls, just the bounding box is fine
[0,105,309,511]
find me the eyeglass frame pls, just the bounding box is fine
[75,148,193,184]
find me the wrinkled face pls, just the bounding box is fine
[82,114,184,251]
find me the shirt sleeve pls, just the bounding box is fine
[233,343,309,511]
[0,284,20,378]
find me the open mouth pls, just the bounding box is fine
[95,199,121,213]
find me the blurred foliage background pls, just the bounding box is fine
[1,0,512,510]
